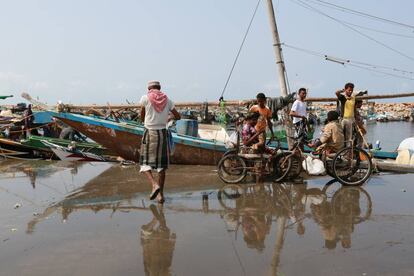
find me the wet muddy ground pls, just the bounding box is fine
[0,160,413,276]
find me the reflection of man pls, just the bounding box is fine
[334,188,361,249]
[310,199,337,250]
[310,186,365,250]
[242,211,271,252]
[240,188,272,252]
[141,204,176,276]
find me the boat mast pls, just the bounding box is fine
[265,0,294,150]
[265,0,288,97]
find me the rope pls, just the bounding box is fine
[282,43,414,81]
[303,0,414,30]
[290,0,414,62]
[0,113,35,131]
[219,0,261,99]
[7,122,57,134]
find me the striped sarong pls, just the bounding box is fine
[140,128,169,169]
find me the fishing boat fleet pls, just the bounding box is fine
[0,94,408,166]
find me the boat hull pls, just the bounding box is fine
[0,138,55,160]
[54,113,225,165]
[20,135,115,156]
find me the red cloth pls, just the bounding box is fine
[147,89,168,113]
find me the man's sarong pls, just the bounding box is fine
[140,129,169,170]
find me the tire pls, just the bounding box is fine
[332,147,372,186]
[287,153,302,179]
[321,179,342,200]
[271,152,293,182]
[217,184,244,210]
[332,186,372,224]
[217,154,247,184]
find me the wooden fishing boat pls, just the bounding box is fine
[0,138,54,160]
[20,135,114,156]
[41,140,108,162]
[48,111,225,165]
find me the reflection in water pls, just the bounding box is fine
[0,159,83,188]
[26,167,373,276]
[140,205,176,276]
[218,181,372,275]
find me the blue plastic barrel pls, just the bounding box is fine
[176,119,198,137]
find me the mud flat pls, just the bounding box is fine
[0,160,413,275]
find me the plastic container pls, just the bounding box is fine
[176,119,198,137]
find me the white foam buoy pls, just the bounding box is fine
[396,149,411,165]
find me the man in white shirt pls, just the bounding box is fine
[290,88,308,124]
[289,88,308,144]
[140,80,181,204]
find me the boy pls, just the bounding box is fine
[249,93,274,149]
[242,112,275,155]
[335,83,367,145]
[241,112,261,151]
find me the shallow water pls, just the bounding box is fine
[0,160,413,275]
[365,121,414,151]
[313,121,414,151]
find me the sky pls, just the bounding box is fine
[0,0,413,105]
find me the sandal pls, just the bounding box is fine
[149,186,160,200]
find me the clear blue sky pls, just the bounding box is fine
[0,0,413,105]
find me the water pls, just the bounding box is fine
[313,121,414,151]
[0,160,413,275]
[365,121,414,151]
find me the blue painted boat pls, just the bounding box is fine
[47,111,226,165]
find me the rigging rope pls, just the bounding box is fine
[339,21,414,39]
[290,0,414,62]
[303,0,414,30]
[282,43,414,81]
[219,0,262,99]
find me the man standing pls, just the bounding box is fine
[335,83,367,146]
[289,88,308,128]
[23,104,34,138]
[249,93,274,151]
[140,80,181,204]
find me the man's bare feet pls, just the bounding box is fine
[156,193,165,204]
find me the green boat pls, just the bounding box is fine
[20,135,115,156]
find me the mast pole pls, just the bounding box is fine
[265,0,288,97]
[265,0,294,149]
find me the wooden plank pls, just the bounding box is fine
[305,92,414,102]
[20,91,414,110]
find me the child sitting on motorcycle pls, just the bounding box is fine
[241,112,274,155]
